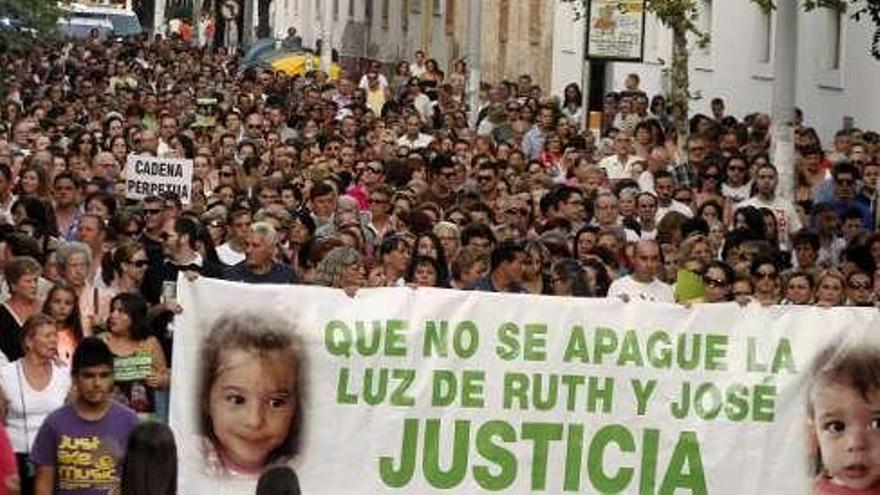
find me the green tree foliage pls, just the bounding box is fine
[0,0,61,51]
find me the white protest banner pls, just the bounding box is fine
[587,0,646,61]
[125,153,193,203]
[171,277,880,494]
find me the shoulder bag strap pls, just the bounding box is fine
[15,361,29,449]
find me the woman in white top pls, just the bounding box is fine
[0,313,72,495]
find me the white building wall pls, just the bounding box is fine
[551,1,880,145]
[605,2,778,127]
[550,1,585,98]
[795,9,880,143]
[269,0,450,68]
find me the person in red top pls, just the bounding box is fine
[0,422,19,495]
[179,21,194,43]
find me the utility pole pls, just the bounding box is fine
[467,0,482,128]
[192,0,201,46]
[153,0,167,36]
[321,0,334,74]
[243,0,255,46]
[772,0,797,201]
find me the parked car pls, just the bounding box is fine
[57,3,142,39]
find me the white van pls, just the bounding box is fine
[57,2,143,39]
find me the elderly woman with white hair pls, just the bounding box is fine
[433,221,461,264]
[56,241,105,334]
[315,246,366,296]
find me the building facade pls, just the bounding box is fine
[267,0,557,87]
[261,0,880,143]
[551,0,880,143]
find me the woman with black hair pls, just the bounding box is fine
[560,83,583,128]
[257,465,301,495]
[11,196,58,239]
[84,191,118,222]
[406,255,448,288]
[703,260,736,303]
[582,258,612,297]
[120,422,178,495]
[71,131,97,163]
[414,231,448,269]
[732,205,767,241]
[170,133,196,159]
[42,283,85,366]
[99,292,169,420]
[551,258,593,297]
[100,242,150,296]
[14,165,51,201]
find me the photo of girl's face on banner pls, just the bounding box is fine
[197,311,306,479]
[806,341,880,495]
[173,277,880,495]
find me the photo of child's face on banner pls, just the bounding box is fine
[807,340,880,495]
[197,311,305,479]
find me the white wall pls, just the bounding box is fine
[605,2,777,126]
[271,0,450,67]
[550,1,880,145]
[550,1,585,98]
[795,9,880,143]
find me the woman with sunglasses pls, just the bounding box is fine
[695,163,725,208]
[702,261,735,303]
[102,242,150,301]
[750,256,782,306]
[845,270,874,307]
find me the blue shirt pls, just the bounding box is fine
[521,126,546,160]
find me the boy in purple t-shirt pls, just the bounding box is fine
[31,337,139,495]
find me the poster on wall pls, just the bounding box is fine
[586,0,647,61]
[171,276,880,494]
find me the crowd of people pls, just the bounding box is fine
[0,25,877,494]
